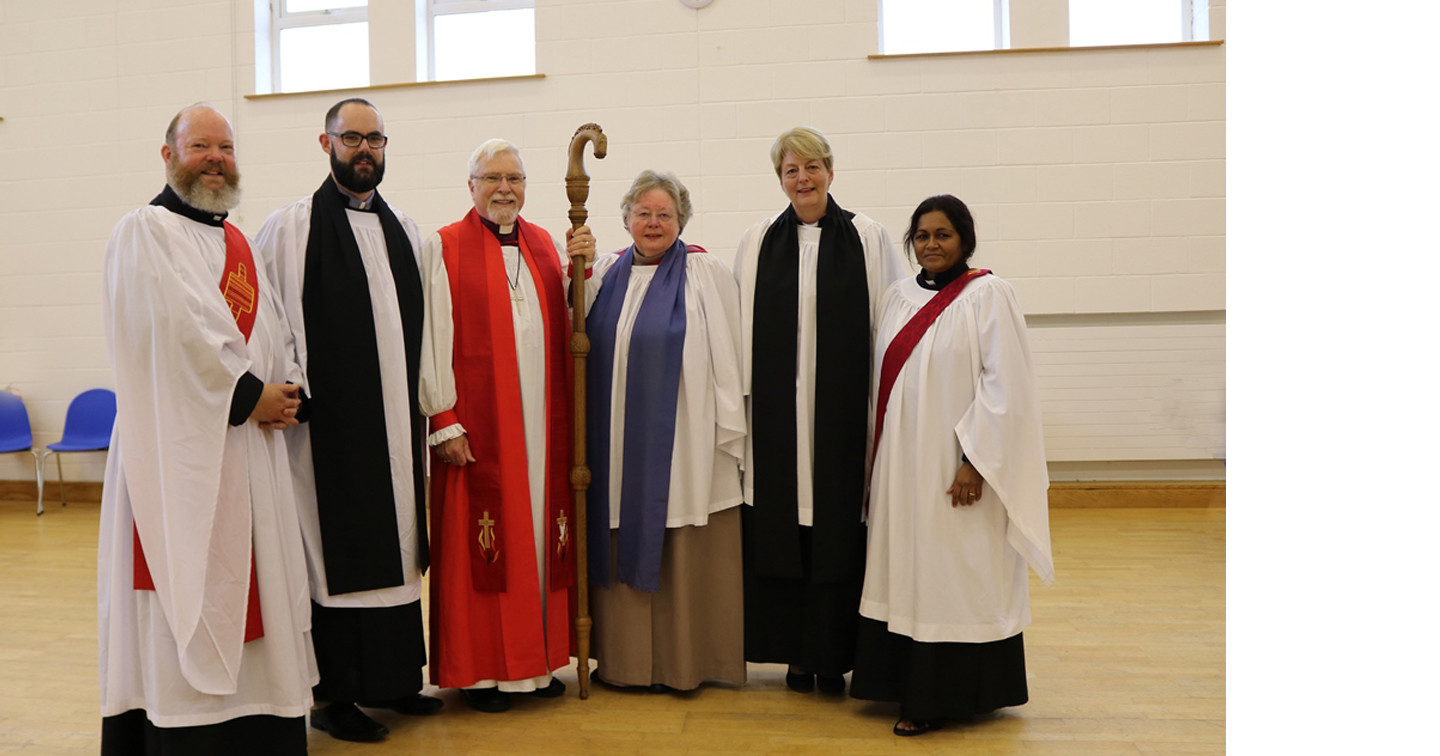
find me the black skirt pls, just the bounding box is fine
[742,513,863,675]
[850,617,1028,721]
[101,710,305,756]
[310,599,426,703]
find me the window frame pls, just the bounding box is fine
[419,0,536,83]
[879,0,1009,55]
[1067,0,1211,47]
[877,0,1211,57]
[266,0,370,94]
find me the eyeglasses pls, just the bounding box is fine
[473,174,527,186]
[630,210,675,224]
[328,131,388,149]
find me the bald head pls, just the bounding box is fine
[165,103,231,151]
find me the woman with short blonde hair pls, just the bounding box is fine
[732,127,908,695]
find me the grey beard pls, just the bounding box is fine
[175,180,241,214]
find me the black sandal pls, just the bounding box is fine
[893,717,936,737]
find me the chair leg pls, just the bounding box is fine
[33,450,44,517]
[56,454,68,507]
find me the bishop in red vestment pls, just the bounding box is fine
[419,139,592,712]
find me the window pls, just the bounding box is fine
[880,0,1008,54]
[420,0,536,82]
[878,0,1212,56]
[255,0,537,94]
[262,0,370,94]
[1068,0,1209,47]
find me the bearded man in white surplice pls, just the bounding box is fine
[254,97,441,744]
[98,103,316,755]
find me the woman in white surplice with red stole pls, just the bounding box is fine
[849,194,1054,737]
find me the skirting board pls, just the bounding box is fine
[1048,481,1224,508]
[0,480,104,505]
[2,480,1224,508]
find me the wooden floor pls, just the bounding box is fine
[0,499,1223,755]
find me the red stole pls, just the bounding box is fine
[872,269,991,457]
[133,222,265,643]
[433,209,575,593]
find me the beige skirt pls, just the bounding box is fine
[589,506,746,690]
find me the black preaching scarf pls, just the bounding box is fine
[301,177,429,595]
[747,195,870,582]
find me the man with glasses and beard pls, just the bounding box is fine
[98,103,315,754]
[255,97,441,743]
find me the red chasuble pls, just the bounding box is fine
[133,222,265,643]
[427,209,575,688]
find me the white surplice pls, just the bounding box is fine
[99,205,318,726]
[860,274,1053,644]
[582,250,746,526]
[254,198,424,608]
[733,211,906,525]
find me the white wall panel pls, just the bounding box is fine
[0,0,1225,482]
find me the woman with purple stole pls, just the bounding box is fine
[570,170,747,691]
[849,195,1054,736]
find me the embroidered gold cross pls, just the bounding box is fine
[478,510,499,563]
[222,263,256,320]
[555,511,569,559]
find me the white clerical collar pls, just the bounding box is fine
[332,178,375,211]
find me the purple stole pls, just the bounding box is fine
[586,240,692,592]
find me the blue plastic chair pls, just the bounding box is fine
[39,389,116,515]
[1,391,45,515]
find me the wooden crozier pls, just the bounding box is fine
[566,123,605,700]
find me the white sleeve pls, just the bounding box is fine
[691,254,747,465]
[418,232,457,425]
[859,216,909,328]
[253,201,312,391]
[954,279,1053,585]
[104,209,253,694]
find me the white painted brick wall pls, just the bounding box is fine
[0,0,1226,482]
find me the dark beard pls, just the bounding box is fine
[331,149,384,194]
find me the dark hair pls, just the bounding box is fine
[903,194,977,264]
[325,97,376,131]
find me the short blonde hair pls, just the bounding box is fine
[468,138,523,178]
[620,169,693,233]
[769,126,833,178]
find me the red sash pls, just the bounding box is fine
[872,269,991,457]
[434,210,575,593]
[133,222,264,643]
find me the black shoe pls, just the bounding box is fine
[530,678,566,698]
[784,671,815,693]
[647,683,675,694]
[816,674,846,694]
[460,687,512,713]
[311,702,388,743]
[360,692,444,715]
